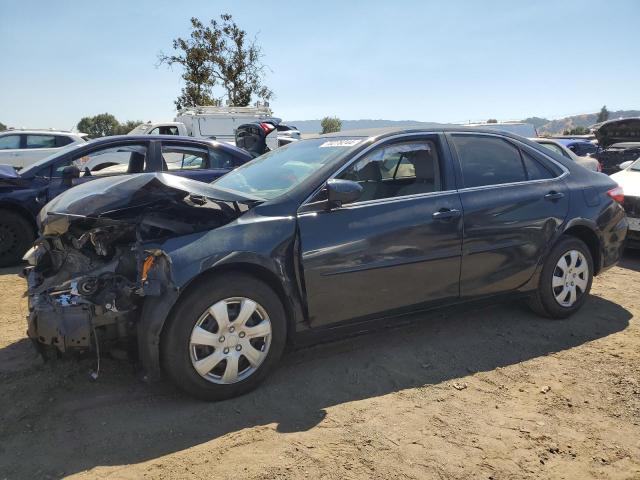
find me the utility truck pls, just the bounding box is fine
[127,104,298,151]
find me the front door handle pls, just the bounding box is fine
[544,191,565,201]
[432,208,461,220]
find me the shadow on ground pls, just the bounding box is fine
[619,248,640,272]
[0,295,631,478]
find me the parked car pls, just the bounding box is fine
[593,118,640,174]
[24,127,627,400]
[0,135,252,266]
[611,158,640,248]
[0,130,87,169]
[531,138,601,172]
[553,138,598,157]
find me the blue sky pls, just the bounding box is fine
[1,0,638,129]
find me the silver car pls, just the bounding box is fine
[531,138,601,172]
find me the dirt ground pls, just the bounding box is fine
[1,254,639,480]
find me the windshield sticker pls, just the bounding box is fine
[319,139,361,148]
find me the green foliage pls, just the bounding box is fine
[159,14,273,109]
[76,114,142,138]
[596,105,610,123]
[320,116,342,134]
[486,119,498,123]
[0,121,6,131]
[115,120,144,135]
[562,126,590,135]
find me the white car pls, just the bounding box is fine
[0,130,87,169]
[611,158,640,247]
[531,138,601,172]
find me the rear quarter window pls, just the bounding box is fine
[55,136,75,147]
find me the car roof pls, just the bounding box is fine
[553,138,593,146]
[311,125,543,143]
[0,130,83,136]
[83,135,253,157]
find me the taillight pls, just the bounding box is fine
[259,122,275,134]
[607,185,624,203]
[597,162,602,172]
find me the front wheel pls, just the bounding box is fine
[0,210,35,267]
[161,273,287,401]
[528,236,594,319]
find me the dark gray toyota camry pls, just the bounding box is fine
[24,127,628,400]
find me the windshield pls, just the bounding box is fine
[20,143,85,176]
[210,137,363,200]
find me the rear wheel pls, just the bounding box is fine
[528,236,594,319]
[161,273,287,400]
[0,210,35,267]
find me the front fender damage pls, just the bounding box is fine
[24,173,254,378]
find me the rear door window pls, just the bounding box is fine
[162,144,209,171]
[55,136,75,147]
[26,135,56,148]
[452,135,526,188]
[0,135,21,149]
[210,148,241,169]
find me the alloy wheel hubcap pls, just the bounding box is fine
[189,297,272,384]
[552,250,589,307]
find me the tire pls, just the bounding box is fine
[161,273,287,401]
[528,236,594,319]
[0,210,35,267]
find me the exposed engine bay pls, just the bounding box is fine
[23,173,255,363]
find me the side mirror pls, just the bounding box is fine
[61,165,80,186]
[619,160,633,170]
[326,179,363,209]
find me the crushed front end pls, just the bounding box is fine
[24,219,146,357]
[23,173,253,363]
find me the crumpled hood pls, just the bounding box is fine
[0,164,19,179]
[38,172,259,235]
[594,118,640,148]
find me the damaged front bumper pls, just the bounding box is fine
[23,173,252,367]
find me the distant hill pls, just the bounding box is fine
[289,110,640,135]
[524,110,640,135]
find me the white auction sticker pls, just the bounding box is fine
[319,139,361,148]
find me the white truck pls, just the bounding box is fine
[127,104,298,151]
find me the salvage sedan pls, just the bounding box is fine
[24,128,628,400]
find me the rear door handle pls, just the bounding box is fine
[432,208,461,220]
[544,191,565,201]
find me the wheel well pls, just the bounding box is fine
[0,204,37,234]
[167,263,296,342]
[563,225,602,275]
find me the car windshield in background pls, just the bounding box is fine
[210,137,363,200]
